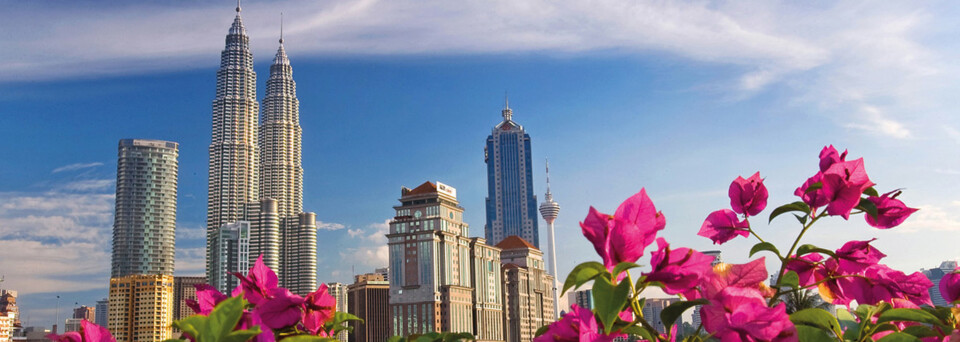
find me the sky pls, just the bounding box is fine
[2,0,960,329]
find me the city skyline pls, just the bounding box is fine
[3,0,960,329]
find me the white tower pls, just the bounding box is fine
[538,159,561,318]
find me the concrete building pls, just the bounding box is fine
[0,311,14,342]
[72,306,95,321]
[94,299,108,326]
[374,268,389,283]
[112,139,178,277]
[327,283,349,342]
[173,276,206,324]
[643,298,681,334]
[498,236,556,342]
[387,181,505,341]
[108,274,174,342]
[210,221,251,293]
[485,99,539,248]
[922,260,958,307]
[0,290,19,329]
[64,319,82,332]
[347,274,389,342]
[692,250,722,328]
[570,290,593,310]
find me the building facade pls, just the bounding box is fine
[209,221,251,293]
[173,276,206,324]
[94,299,108,326]
[387,181,504,341]
[347,274,389,342]
[72,306,95,321]
[642,298,681,333]
[327,283,349,342]
[112,139,179,277]
[0,290,18,329]
[108,274,175,342]
[498,236,555,342]
[923,260,959,307]
[485,101,539,248]
[570,290,593,310]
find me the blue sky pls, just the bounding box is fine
[2,0,960,329]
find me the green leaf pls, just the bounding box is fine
[778,271,800,289]
[611,262,641,279]
[660,299,708,333]
[876,332,923,342]
[877,308,946,328]
[749,242,781,258]
[864,187,879,197]
[769,201,811,223]
[795,325,837,342]
[562,262,607,294]
[221,329,262,342]
[900,325,939,338]
[789,308,842,338]
[592,276,631,335]
[534,325,550,337]
[171,316,204,341]
[837,309,860,341]
[857,198,879,219]
[804,182,823,194]
[795,244,837,258]
[621,325,657,341]
[441,332,475,342]
[793,213,808,225]
[387,337,406,342]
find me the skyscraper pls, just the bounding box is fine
[537,160,560,318]
[209,221,251,293]
[387,181,504,340]
[207,3,262,278]
[326,283,349,342]
[172,276,206,326]
[112,139,179,277]
[485,99,539,248]
[922,260,958,307]
[108,275,174,342]
[94,298,108,326]
[347,275,390,342]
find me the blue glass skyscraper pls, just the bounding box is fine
[485,99,540,248]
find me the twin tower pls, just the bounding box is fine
[206,4,317,295]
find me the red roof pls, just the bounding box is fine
[404,181,436,196]
[495,235,537,250]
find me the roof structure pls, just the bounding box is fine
[403,181,437,197]
[496,235,538,250]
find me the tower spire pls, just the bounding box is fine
[545,158,552,200]
[280,12,284,44]
[501,92,513,121]
[236,0,241,13]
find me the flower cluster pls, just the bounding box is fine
[536,145,960,342]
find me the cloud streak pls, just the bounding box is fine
[51,162,103,173]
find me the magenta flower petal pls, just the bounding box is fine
[238,311,275,342]
[702,287,797,342]
[784,254,824,287]
[795,172,829,210]
[819,145,847,173]
[729,172,768,217]
[46,332,82,342]
[233,255,280,305]
[579,189,664,272]
[191,284,228,315]
[80,320,115,342]
[821,158,875,219]
[834,239,886,273]
[698,209,750,245]
[255,288,305,330]
[643,238,715,295]
[940,267,960,304]
[532,305,625,342]
[865,191,919,229]
[303,283,337,335]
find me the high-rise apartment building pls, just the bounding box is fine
[642,298,681,333]
[109,139,178,342]
[570,289,593,310]
[922,260,958,307]
[108,274,174,342]
[327,283,349,342]
[0,312,13,342]
[498,236,555,342]
[387,182,504,341]
[485,100,539,248]
[347,274,389,342]
[207,6,318,295]
[112,139,178,277]
[0,290,18,329]
[173,276,206,325]
[209,221,251,293]
[72,306,95,321]
[94,299,108,326]
[691,250,722,328]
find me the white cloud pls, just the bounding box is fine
[895,204,960,233]
[317,221,346,230]
[347,228,364,238]
[175,247,206,275]
[339,245,389,270]
[57,179,115,192]
[51,162,103,173]
[177,224,207,240]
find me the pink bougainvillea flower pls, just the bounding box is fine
[818,263,933,308]
[819,145,848,173]
[784,253,824,287]
[580,188,665,272]
[237,311,275,342]
[184,284,228,315]
[533,305,625,342]
[865,190,919,229]
[698,209,750,245]
[48,320,115,342]
[686,258,769,301]
[940,267,960,304]
[795,172,829,210]
[701,287,798,342]
[303,283,337,335]
[643,238,715,295]
[729,172,768,217]
[255,288,305,330]
[834,239,886,273]
[232,255,279,306]
[821,158,875,219]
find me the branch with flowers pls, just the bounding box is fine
[534,145,960,342]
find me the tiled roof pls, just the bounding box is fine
[405,181,437,196]
[496,235,537,250]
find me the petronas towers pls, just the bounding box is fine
[207,4,317,295]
